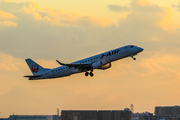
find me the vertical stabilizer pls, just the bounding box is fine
[25,58,50,75]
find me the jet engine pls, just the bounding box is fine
[99,62,111,70]
[92,61,102,69]
[92,61,111,70]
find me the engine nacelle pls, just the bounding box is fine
[92,61,102,69]
[92,61,111,70]
[98,62,111,70]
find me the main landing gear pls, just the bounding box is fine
[85,70,94,77]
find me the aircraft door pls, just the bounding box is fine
[51,70,55,76]
[125,47,128,53]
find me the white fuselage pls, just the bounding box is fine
[32,45,143,79]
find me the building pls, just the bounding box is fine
[132,112,154,120]
[97,110,111,120]
[0,115,59,120]
[61,109,132,120]
[112,110,132,120]
[61,110,97,120]
[155,105,180,120]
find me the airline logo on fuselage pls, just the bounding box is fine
[31,64,39,73]
[101,49,120,59]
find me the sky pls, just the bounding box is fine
[0,0,180,117]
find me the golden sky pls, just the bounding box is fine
[0,0,180,117]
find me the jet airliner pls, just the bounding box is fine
[24,45,143,80]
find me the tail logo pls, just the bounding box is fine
[31,64,39,73]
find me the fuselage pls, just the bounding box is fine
[27,45,143,80]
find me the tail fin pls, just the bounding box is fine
[25,58,51,75]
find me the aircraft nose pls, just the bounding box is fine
[139,47,144,52]
[137,47,143,52]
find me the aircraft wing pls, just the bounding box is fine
[56,60,91,69]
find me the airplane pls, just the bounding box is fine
[24,45,143,80]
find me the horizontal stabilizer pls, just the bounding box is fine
[24,75,42,78]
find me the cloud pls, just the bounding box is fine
[0,0,30,11]
[0,10,16,19]
[0,0,178,60]
[0,21,17,27]
[19,1,112,27]
[106,0,178,31]
[158,7,178,31]
[117,0,178,32]
[0,10,17,27]
[107,4,130,13]
[0,52,59,72]
[141,52,180,79]
[0,0,112,27]
[23,6,42,20]
[131,0,163,13]
[172,2,180,12]
[0,52,23,71]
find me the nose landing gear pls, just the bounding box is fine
[131,55,136,60]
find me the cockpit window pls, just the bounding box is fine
[131,45,136,48]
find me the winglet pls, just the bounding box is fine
[56,60,66,66]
